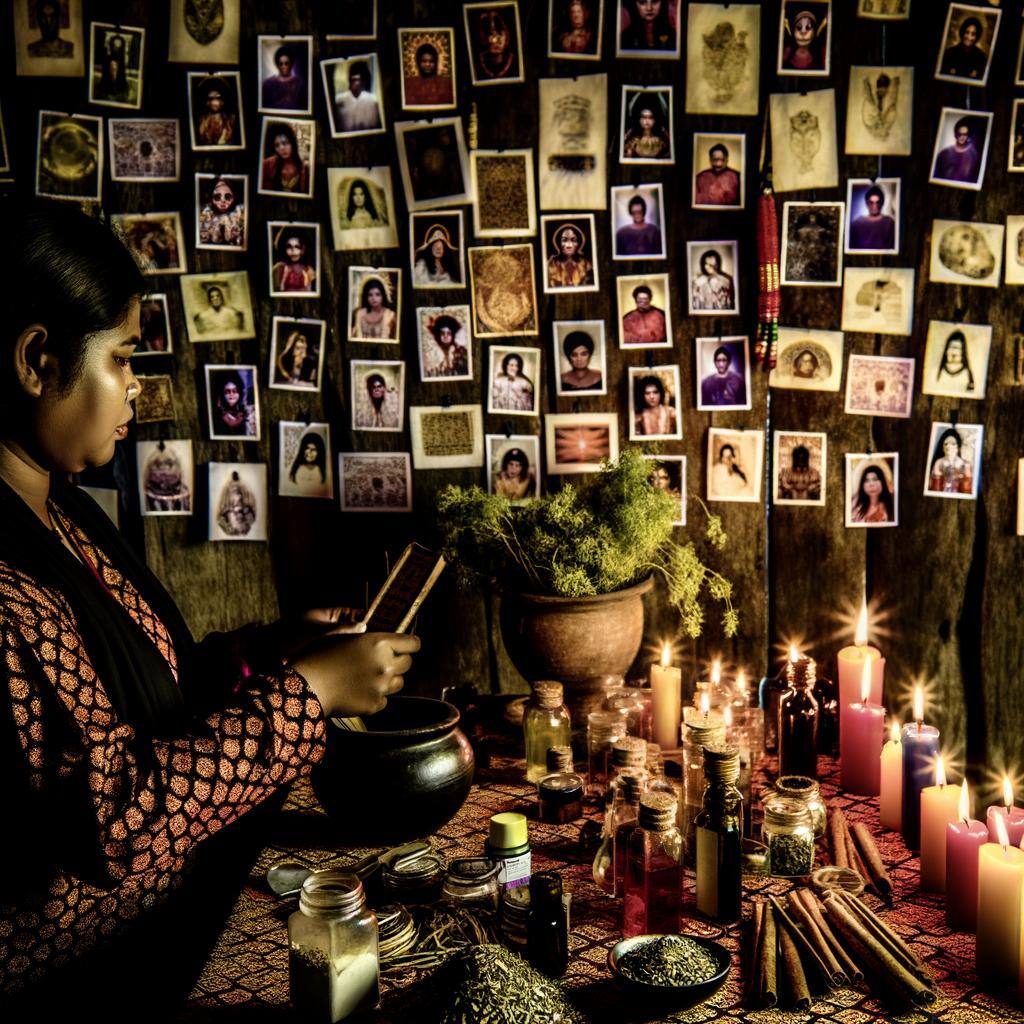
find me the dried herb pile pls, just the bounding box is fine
[618,935,720,987]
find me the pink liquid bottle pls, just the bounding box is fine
[623,791,682,937]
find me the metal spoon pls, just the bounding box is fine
[266,840,431,898]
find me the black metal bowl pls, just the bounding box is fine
[608,933,731,1008]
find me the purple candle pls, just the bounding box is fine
[986,776,1024,846]
[840,658,885,795]
[901,688,939,851]
[946,782,989,932]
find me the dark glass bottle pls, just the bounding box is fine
[693,745,743,923]
[527,871,568,977]
[777,658,819,779]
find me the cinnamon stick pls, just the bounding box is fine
[796,888,863,984]
[850,821,894,898]
[768,895,834,994]
[785,891,846,986]
[835,890,933,987]
[747,901,765,1000]
[828,810,849,869]
[750,900,778,1008]
[777,913,811,1011]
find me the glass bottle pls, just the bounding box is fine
[288,870,379,1023]
[524,681,571,783]
[527,871,569,977]
[538,771,585,823]
[778,659,820,779]
[775,775,826,839]
[586,709,627,798]
[694,745,743,923]
[762,795,815,878]
[603,686,646,738]
[813,672,839,756]
[606,735,648,802]
[592,767,644,893]
[612,769,646,898]
[441,858,500,912]
[623,792,682,938]
[682,716,727,867]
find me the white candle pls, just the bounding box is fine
[650,642,681,751]
[837,601,885,736]
[879,721,903,830]
[977,812,1024,988]
[919,756,962,892]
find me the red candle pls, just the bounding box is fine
[987,776,1024,846]
[840,656,885,795]
[946,781,989,932]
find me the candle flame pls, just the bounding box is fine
[859,655,872,705]
[935,756,946,788]
[854,599,869,647]
[958,780,970,823]
[912,686,924,725]
[699,691,710,717]
[660,642,671,669]
[788,644,800,663]
[1004,775,1014,810]
[736,670,747,697]
[889,721,900,743]
[995,808,1011,849]
[723,704,733,728]
[711,659,721,685]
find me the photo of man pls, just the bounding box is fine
[693,136,743,208]
[697,337,751,411]
[930,109,992,190]
[324,56,383,136]
[612,186,665,259]
[399,30,457,109]
[846,179,898,253]
[258,37,311,114]
[618,275,671,347]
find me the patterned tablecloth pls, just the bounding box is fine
[184,747,1024,1023]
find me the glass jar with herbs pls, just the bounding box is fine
[775,774,826,839]
[441,858,500,912]
[523,681,571,783]
[762,795,815,878]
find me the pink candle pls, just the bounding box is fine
[837,602,885,741]
[839,656,885,795]
[946,781,989,932]
[987,776,1024,846]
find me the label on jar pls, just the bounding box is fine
[695,826,719,917]
[495,851,531,890]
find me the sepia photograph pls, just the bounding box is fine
[844,354,915,418]
[258,117,315,198]
[769,88,838,193]
[773,431,826,507]
[541,215,599,293]
[195,174,247,251]
[257,35,312,115]
[929,108,993,191]
[36,111,102,201]
[339,452,412,513]
[188,72,245,151]
[611,184,666,260]
[548,0,603,59]
[418,305,473,381]
[840,267,915,336]
[777,1,830,77]
[620,86,673,164]
[278,422,333,500]
[554,321,607,396]
[208,463,268,542]
[845,66,913,157]
[181,271,255,343]
[111,213,187,275]
[617,0,681,58]
[327,166,399,250]
[921,321,991,400]
[137,439,192,516]
[617,274,672,348]
[89,23,144,108]
[464,2,526,85]
[1006,215,1024,285]
[410,404,485,469]
[348,268,401,343]
[268,222,320,298]
[685,3,760,116]
[687,241,740,315]
[929,219,1004,288]
[692,132,745,209]
[350,361,404,433]
[135,375,175,424]
[643,455,686,526]
[538,74,608,211]
[845,178,899,254]
[707,428,763,503]
[321,54,385,137]
[845,453,898,527]
[696,336,751,411]
[488,346,541,417]
[769,328,844,392]
[934,4,1000,86]
[487,435,540,503]
[545,412,619,474]
[629,366,682,441]
[205,364,261,441]
[399,28,457,110]
[169,0,239,63]
[1011,99,1024,172]
[110,118,180,182]
[394,118,472,210]
[468,244,538,338]
[410,211,465,288]
[857,0,909,19]
[471,149,536,238]
[269,317,325,391]
[781,202,844,286]
[924,422,982,500]
[15,0,84,76]
[137,294,173,355]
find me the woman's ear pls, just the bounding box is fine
[12,324,58,397]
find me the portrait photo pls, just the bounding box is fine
[1011,99,1024,172]
[0,102,10,177]
[135,375,175,424]
[845,453,898,527]
[548,0,603,59]
[685,3,761,116]
[468,244,539,338]
[845,66,913,157]
[925,423,982,501]
[620,86,673,164]
[554,321,607,396]
[15,0,84,76]
[410,404,485,469]
[545,413,619,475]
[257,35,312,115]
[643,455,686,526]
[181,271,255,343]
[187,72,245,151]
[617,274,672,348]
[269,316,325,391]
[208,463,268,542]
[137,439,192,516]
[321,54,385,137]
[398,28,457,110]
[777,1,830,76]
[258,117,315,198]
[773,431,826,507]
[111,213,187,275]
[629,365,682,441]
[410,211,465,288]
[1006,215,1024,285]
[195,174,247,251]
[617,0,681,58]
[707,428,763,504]
[845,179,899,255]
[844,354,915,418]
[137,294,173,356]
[169,0,239,63]
[1018,24,1024,87]
[395,118,471,211]
[541,214,599,293]
[611,184,666,260]
[857,0,909,18]
[36,111,102,201]
[781,202,844,286]
[840,267,915,336]
[769,328,844,392]
[463,2,525,85]
[109,118,180,182]
[488,346,541,417]
[696,336,751,411]
[325,0,377,39]
[348,268,401,343]
[921,320,991,400]
[687,241,740,315]
[205,365,260,441]
[929,108,993,191]
[268,222,320,298]
[538,74,608,211]
[278,422,333,500]
[935,4,1000,86]
[327,166,399,251]
[769,88,838,193]
[350,361,404,433]
[88,23,144,109]
[418,305,473,381]
[929,219,1004,288]
[339,453,412,513]
[487,435,540,504]
[692,133,745,209]
[471,149,537,238]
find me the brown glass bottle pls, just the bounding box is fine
[777,659,819,779]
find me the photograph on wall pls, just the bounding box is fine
[845,178,899,254]
[268,222,320,298]
[692,133,744,209]
[325,0,377,39]
[781,202,844,286]
[777,1,830,76]
[487,435,540,504]
[617,274,672,348]
[15,0,84,76]
[929,108,993,191]
[643,455,686,526]
[538,74,607,210]
[769,328,844,392]
[258,117,314,198]
[545,413,619,475]
[1011,99,1024,172]
[548,0,603,59]
[88,23,144,108]
[687,241,739,315]
[845,453,898,527]
[617,0,681,58]
[929,219,1003,288]
[773,431,826,507]
[399,28,457,110]
[488,346,541,417]
[554,321,607,396]
[857,0,909,19]
[707,428,763,504]
[844,354,915,418]
[110,119,180,182]
[278,422,333,500]
[769,89,838,193]
[169,0,239,64]
[1018,459,1024,536]
[620,86,673,164]
[410,404,485,469]
[0,101,9,177]
[339,453,412,513]
[921,321,991,400]
[111,213,187,275]
[187,72,245,151]
[629,366,682,441]
[471,149,536,238]
[269,316,325,391]
[322,54,385,137]
[208,463,267,542]
[418,305,473,381]
[463,1,525,84]
[348,268,401,343]
[205,364,260,441]
[181,271,255,342]
[1006,215,1024,284]
[137,294,173,355]
[394,118,471,211]
[137,439,192,516]
[468,244,538,338]
[924,422,982,500]
[611,184,666,260]
[257,35,312,115]
[195,174,247,251]
[840,267,914,336]
[541,214,599,293]
[696,336,751,411]
[36,111,102,201]
[410,211,465,288]
[934,4,1000,86]
[135,375,175,424]
[1018,24,1024,87]
[327,166,398,250]
[685,4,760,116]
[845,66,913,156]
[350,360,404,432]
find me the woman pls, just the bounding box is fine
[288,431,330,497]
[0,200,418,1004]
[474,9,516,80]
[344,179,381,228]
[940,16,988,80]
[546,224,593,289]
[711,443,749,497]
[781,8,827,72]
[198,177,245,248]
[850,464,894,523]
[413,223,458,286]
[928,428,973,494]
[260,123,310,194]
[493,447,534,501]
[271,229,317,295]
[633,374,676,436]
[275,329,318,387]
[196,76,238,147]
[560,331,602,392]
[360,373,399,430]
[691,249,735,311]
[792,349,820,379]
[351,279,397,340]
[935,329,975,393]
[424,314,468,377]
[620,0,676,52]
[556,0,594,54]
[491,352,535,413]
[622,94,671,161]
[212,370,257,438]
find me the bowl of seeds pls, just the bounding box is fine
[608,933,731,1006]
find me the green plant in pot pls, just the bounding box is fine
[436,448,737,722]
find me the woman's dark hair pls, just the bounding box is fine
[501,447,529,473]
[273,45,294,67]
[290,430,327,483]
[631,284,653,301]
[938,329,975,390]
[501,352,524,374]
[629,93,665,134]
[795,349,819,371]
[709,143,729,160]
[932,427,964,468]
[636,374,665,405]
[627,194,647,215]
[624,0,673,43]
[713,345,732,363]
[958,16,982,39]
[346,178,379,221]
[562,330,594,358]
[718,443,747,483]
[4,198,144,394]
[267,122,299,159]
[365,372,387,410]
[206,176,239,213]
[216,370,247,406]
[854,463,894,519]
[700,249,722,273]
[416,42,439,66]
[864,184,885,205]
[430,314,461,343]
[360,278,390,309]
[200,75,235,112]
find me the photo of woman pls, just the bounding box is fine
[196,174,247,250]
[922,321,991,400]
[935,6,1000,85]
[548,0,602,59]
[351,361,404,432]
[488,347,539,416]
[464,2,525,85]
[617,0,680,57]
[924,423,982,499]
[269,223,319,297]
[643,454,686,525]
[688,242,739,314]
[418,306,473,380]
[259,118,313,197]
[328,167,399,250]
[279,423,333,499]
[629,367,681,440]
[542,216,597,293]
[493,445,537,501]
[206,365,260,441]
[412,218,463,286]
[555,324,605,395]
[348,270,400,342]
[270,318,324,391]
[778,1,831,75]
[209,464,268,540]
[621,87,672,163]
[189,72,244,150]
[845,454,898,526]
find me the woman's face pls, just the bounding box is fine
[212,182,234,211]
[438,325,454,345]
[303,441,318,462]
[644,383,661,407]
[367,285,383,309]
[206,89,224,112]
[638,109,655,134]
[294,337,308,359]
[863,470,882,497]
[418,50,437,76]
[720,447,735,467]
[352,185,366,207]
[506,357,522,378]
[208,288,223,309]
[943,436,959,458]
[370,379,386,400]
[961,22,978,47]
[651,467,670,489]
[794,14,815,46]
[569,345,591,370]
[569,2,586,27]
[636,0,661,21]
[274,133,293,159]
[486,23,509,54]
[431,238,445,258]
[285,237,304,262]
[222,381,240,407]
[559,230,578,256]
[795,352,816,375]
[506,457,523,479]
[702,254,720,275]
[629,201,645,224]
[945,339,964,370]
